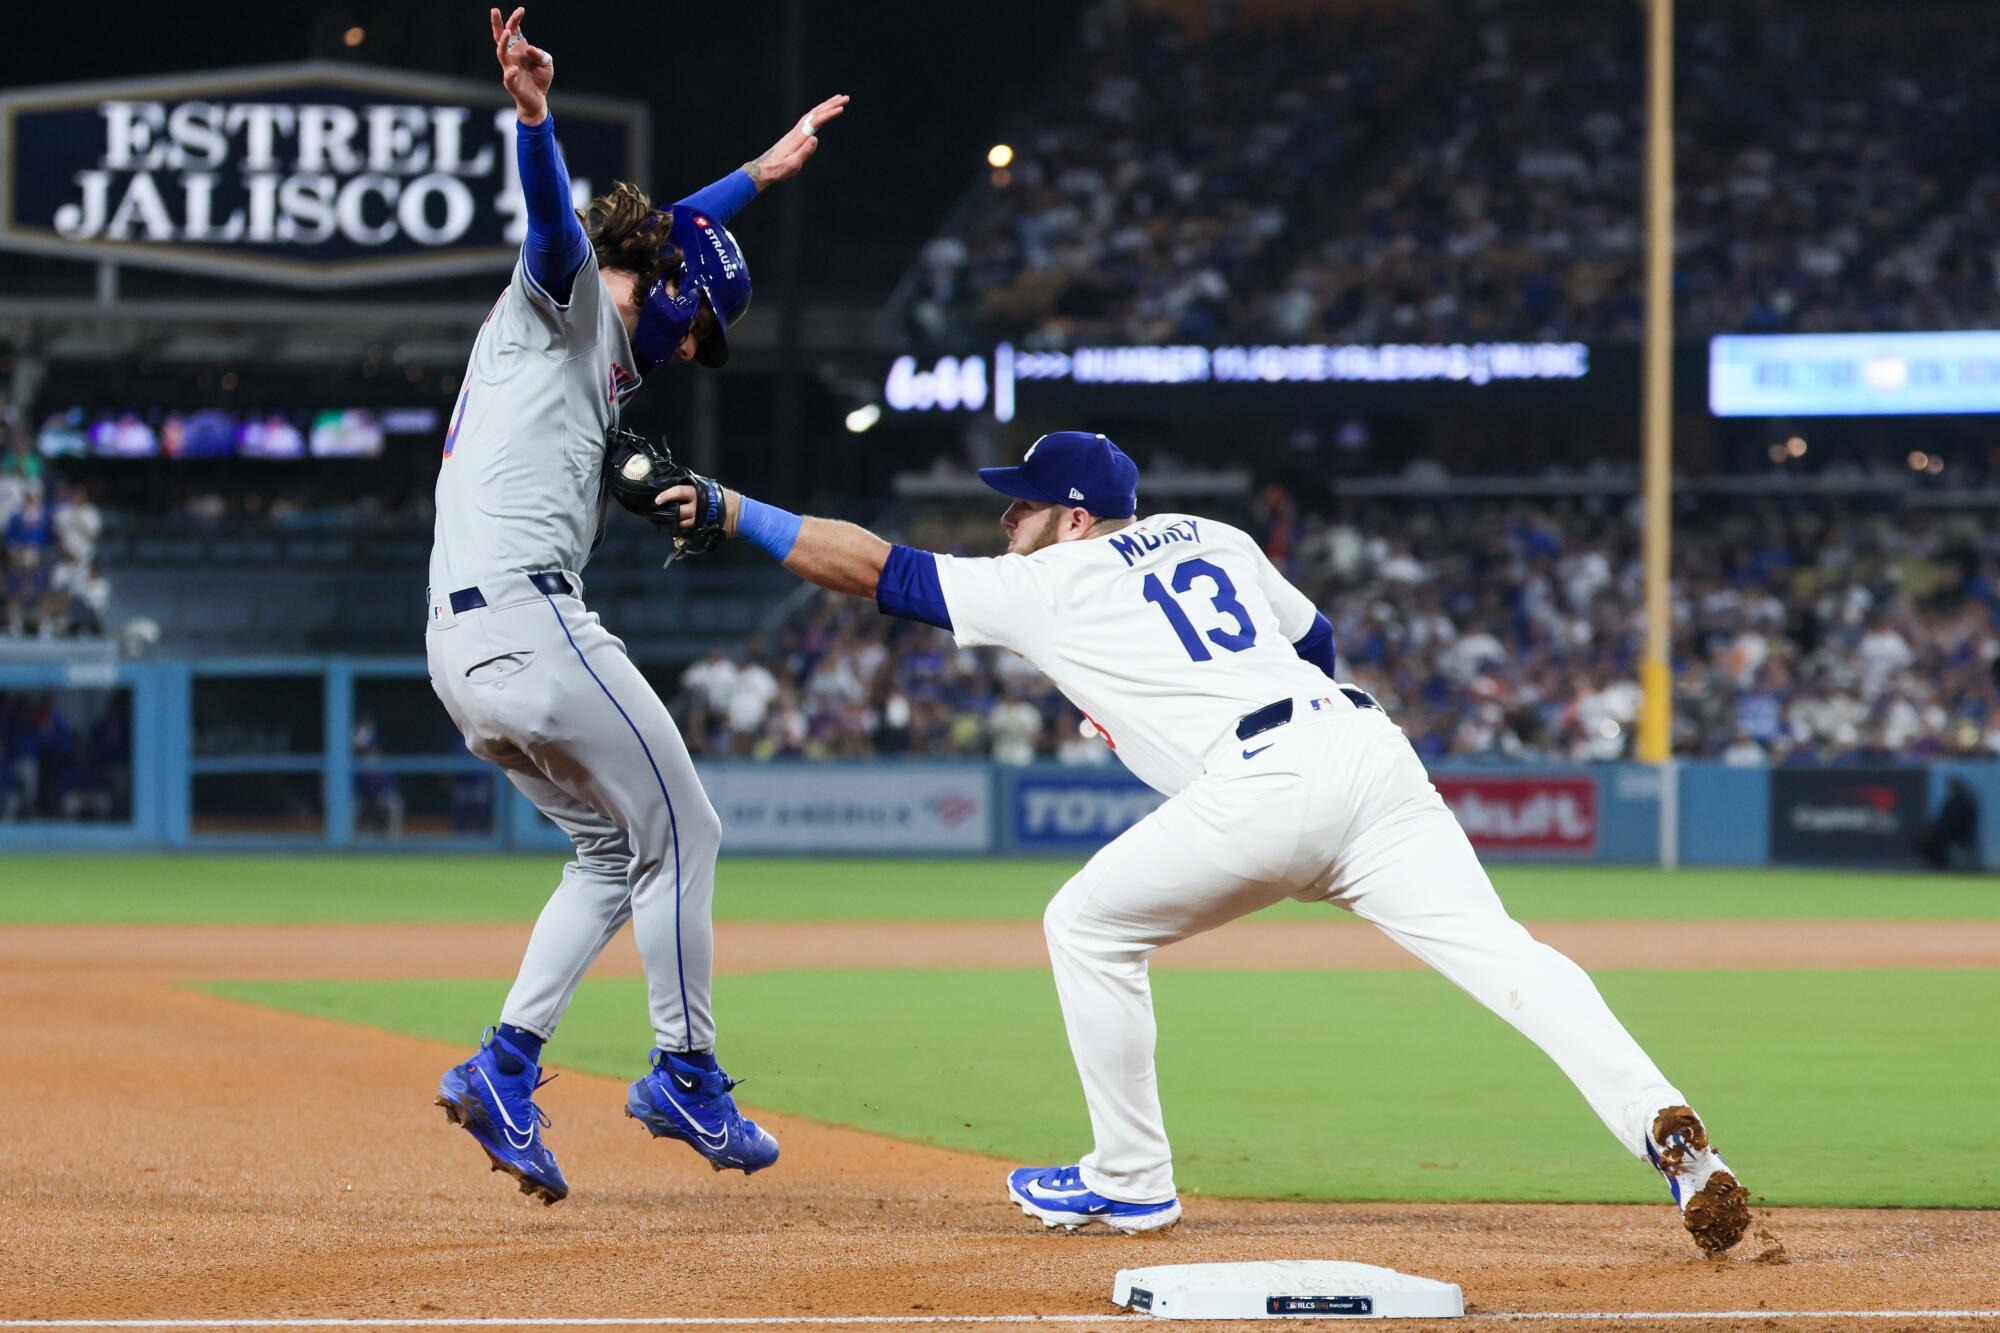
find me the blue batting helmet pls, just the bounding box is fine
[633,205,752,370]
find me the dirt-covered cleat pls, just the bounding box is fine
[1647,1105,1750,1255]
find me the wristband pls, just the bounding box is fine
[736,495,803,561]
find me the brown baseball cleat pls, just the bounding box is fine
[1646,1105,1750,1255]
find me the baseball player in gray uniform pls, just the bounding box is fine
[429,6,848,1203]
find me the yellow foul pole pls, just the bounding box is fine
[1638,0,1675,767]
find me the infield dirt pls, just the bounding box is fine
[6,919,1998,1331]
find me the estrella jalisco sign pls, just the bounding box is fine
[0,61,647,287]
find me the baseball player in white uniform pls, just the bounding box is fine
[654,430,1753,1254]
[427,7,847,1203]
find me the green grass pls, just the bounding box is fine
[7,856,2000,923]
[206,968,1997,1208]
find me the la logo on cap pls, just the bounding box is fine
[1024,438,1042,460]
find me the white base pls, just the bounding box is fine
[1113,1261,1464,1320]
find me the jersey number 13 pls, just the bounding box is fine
[1141,557,1256,661]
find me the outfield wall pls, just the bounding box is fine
[1,657,1992,868]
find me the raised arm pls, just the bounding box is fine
[492,8,590,303]
[668,93,853,231]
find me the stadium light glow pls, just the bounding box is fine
[987,143,1014,169]
[845,404,882,434]
[343,26,366,47]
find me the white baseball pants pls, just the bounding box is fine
[1044,697,1684,1204]
[427,573,721,1052]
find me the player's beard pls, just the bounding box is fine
[1007,507,1064,556]
[1008,508,1056,548]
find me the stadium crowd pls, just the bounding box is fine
[905,0,2000,346]
[673,500,2000,768]
[1,396,109,640]
[903,3,1437,346]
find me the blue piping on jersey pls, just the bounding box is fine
[543,594,692,1049]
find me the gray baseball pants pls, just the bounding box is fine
[427,571,719,1052]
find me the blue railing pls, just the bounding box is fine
[2,656,1993,867]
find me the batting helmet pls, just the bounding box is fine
[633,205,752,370]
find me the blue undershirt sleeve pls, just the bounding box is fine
[516,116,591,305]
[1292,612,1338,680]
[674,170,758,228]
[876,545,953,632]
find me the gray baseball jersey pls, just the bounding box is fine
[428,253,643,595]
[424,250,720,1056]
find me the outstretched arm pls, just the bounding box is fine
[742,94,850,192]
[670,94,852,231]
[683,486,890,596]
[655,482,951,628]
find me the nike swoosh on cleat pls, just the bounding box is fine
[672,1071,701,1093]
[474,1065,537,1151]
[1086,1204,1109,1214]
[1242,743,1274,760]
[654,1082,731,1151]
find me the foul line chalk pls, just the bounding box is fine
[0,1312,1997,1327]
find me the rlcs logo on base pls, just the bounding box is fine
[1433,777,1597,853]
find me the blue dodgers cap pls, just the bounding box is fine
[977,431,1139,518]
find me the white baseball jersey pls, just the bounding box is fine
[933,513,1332,795]
[427,252,642,596]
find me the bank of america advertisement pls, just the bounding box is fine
[0,62,645,286]
[702,766,992,854]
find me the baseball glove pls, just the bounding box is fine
[604,428,727,557]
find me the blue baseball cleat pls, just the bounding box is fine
[1007,1164,1181,1233]
[435,1028,568,1205]
[626,1049,780,1174]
